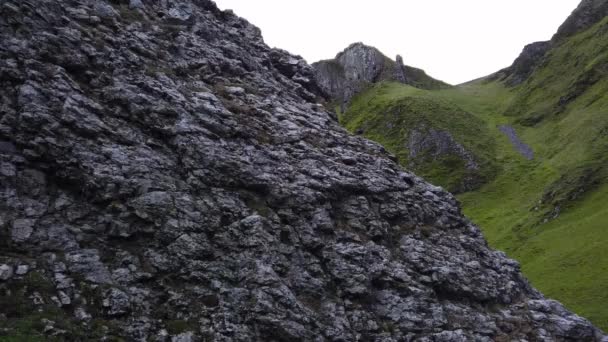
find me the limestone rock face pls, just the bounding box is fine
[313,43,447,108]
[0,0,605,341]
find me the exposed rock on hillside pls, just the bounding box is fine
[313,43,447,109]
[408,127,481,188]
[495,41,552,86]
[498,125,535,160]
[0,0,605,341]
[338,83,496,194]
[554,0,608,40]
[494,0,608,87]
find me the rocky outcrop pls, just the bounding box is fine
[313,43,447,109]
[408,127,482,192]
[494,0,608,87]
[0,0,605,341]
[408,129,479,170]
[553,0,608,41]
[393,55,408,83]
[339,86,497,194]
[495,41,552,86]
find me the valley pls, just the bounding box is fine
[329,13,608,330]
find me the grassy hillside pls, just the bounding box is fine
[461,18,608,330]
[340,82,498,193]
[338,17,608,330]
[508,16,608,126]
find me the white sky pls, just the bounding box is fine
[213,0,580,85]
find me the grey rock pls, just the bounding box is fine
[11,218,35,243]
[112,267,135,284]
[407,127,481,192]
[408,127,479,170]
[495,41,552,86]
[129,0,144,10]
[74,307,92,321]
[31,292,45,305]
[42,319,55,333]
[554,0,608,40]
[103,288,131,316]
[0,264,13,281]
[499,125,535,160]
[0,141,17,154]
[430,330,468,342]
[15,265,29,275]
[93,2,117,19]
[168,4,194,22]
[156,329,170,342]
[172,332,195,342]
[0,0,604,340]
[58,291,72,306]
[313,43,448,108]
[225,86,245,95]
[53,268,73,291]
[65,250,112,284]
[394,54,407,83]
[0,161,16,177]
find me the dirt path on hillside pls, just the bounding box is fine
[499,125,534,160]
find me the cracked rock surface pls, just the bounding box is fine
[0,0,605,340]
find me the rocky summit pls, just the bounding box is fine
[313,43,447,110]
[0,0,605,341]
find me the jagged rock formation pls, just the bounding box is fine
[0,0,605,341]
[313,43,448,109]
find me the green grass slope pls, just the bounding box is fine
[508,16,608,127]
[452,79,608,330]
[460,18,608,330]
[339,82,498,193]
[337,17,608,330]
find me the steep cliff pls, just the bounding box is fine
[313,43,448,109]
[0,1,605,341]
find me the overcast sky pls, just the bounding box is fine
[213,0,580,85]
